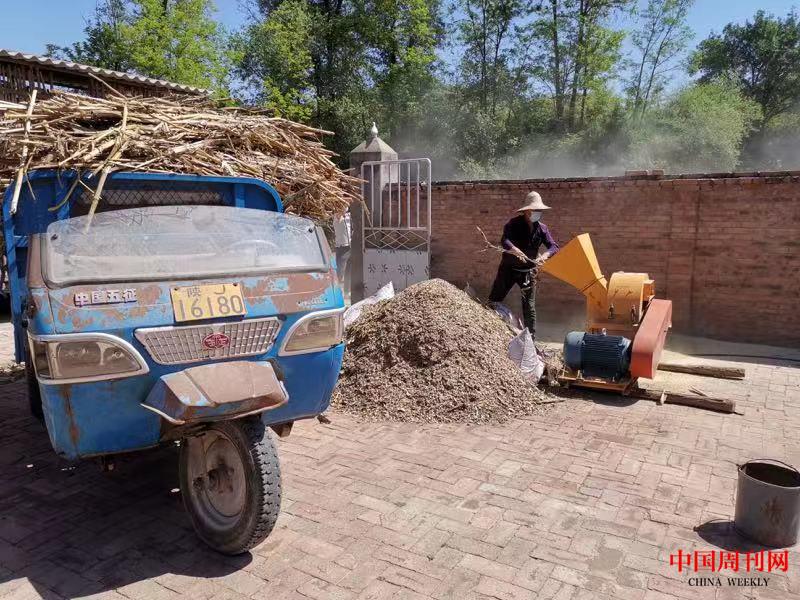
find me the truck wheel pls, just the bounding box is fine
[179,418,281,555]
[25,360,43,422]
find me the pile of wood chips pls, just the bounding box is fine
[0,90,361,220]
[0,362,24,384]
[331,279,552,424]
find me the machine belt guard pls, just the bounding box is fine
[630,299,672,379]
[142,361,289,425]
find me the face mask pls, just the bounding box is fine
[529,211,543,222]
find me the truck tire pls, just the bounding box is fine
[179,417,281,555]
[25,360,43,422]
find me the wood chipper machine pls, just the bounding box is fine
[541,234,672,393]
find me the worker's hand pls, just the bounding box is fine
[510,247,528,262]
[535,253,550,266]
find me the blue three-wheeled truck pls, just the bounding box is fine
[3,171,345,554]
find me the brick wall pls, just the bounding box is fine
[429,173,800,347]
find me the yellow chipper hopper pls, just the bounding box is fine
[541,234,673,393]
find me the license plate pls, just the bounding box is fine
[170,283,246,322]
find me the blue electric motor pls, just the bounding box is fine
[564,331,632,381]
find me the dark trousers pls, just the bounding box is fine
[488,264,536,337]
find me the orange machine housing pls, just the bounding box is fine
[541,234,672,383]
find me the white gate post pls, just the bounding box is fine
[349,123,398,302]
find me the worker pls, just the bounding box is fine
[333,211,352,301]
[488,191,559,340]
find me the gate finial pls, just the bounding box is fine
[369,122,378,140]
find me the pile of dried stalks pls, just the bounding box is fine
[332,279,551,424]
[0,89,360,219]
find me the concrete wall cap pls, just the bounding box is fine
[350,122,398,157]
[430,169,800,187]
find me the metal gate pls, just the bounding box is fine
[360,158,431,296]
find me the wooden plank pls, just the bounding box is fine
[657,362,745,380]
[630,387,736,414]
[663,392,735,414]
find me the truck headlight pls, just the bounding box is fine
[280,309,344,355]
[29,334,149,383]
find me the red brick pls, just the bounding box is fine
[429,176,800,347]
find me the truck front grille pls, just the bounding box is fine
[134,318,281,365]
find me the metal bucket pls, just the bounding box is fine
[734,459,800,547]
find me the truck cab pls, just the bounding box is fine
[4,170,345,554]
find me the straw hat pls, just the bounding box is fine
[516,191,550,212]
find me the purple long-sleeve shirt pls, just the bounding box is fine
[500,215,559,268]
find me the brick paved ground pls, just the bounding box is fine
[0,323,15,364]
[1,347,799,599]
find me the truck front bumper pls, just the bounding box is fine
[142,360,289,425]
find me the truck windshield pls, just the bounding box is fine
[43,205,328,286]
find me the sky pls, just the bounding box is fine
[1,0,797,63]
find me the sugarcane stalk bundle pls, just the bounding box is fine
[0,90,361,220]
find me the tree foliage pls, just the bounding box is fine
[125,0,228,89]
[690,10,800,126]
[233,0,441,157]
[46,0,131,72]
[456,0,522,116]
[521,0,628,131]
[232,0,314,120]
[48,2,800,175]
[47,0,228,91]
[627,82,760,172]
[368,0,443,140]
[627,0,693,119]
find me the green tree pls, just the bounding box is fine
[575,22,623,128]
[368,0,443,140]
[446,0,524,171]
[232,0,314,119]
[626,81,760,172]
[239,0,373,156]
[456,0,523,116]
[564,0,629,130]
[526,0,571,126]
[689,10,800,127]
[236,0,442,159]
[47,0,229,91]
[46,0,131,72]
[125,0,228,90]
[627,0,693,119]
[525,0,627,131]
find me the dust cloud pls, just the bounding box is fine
[391,124,800,181]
